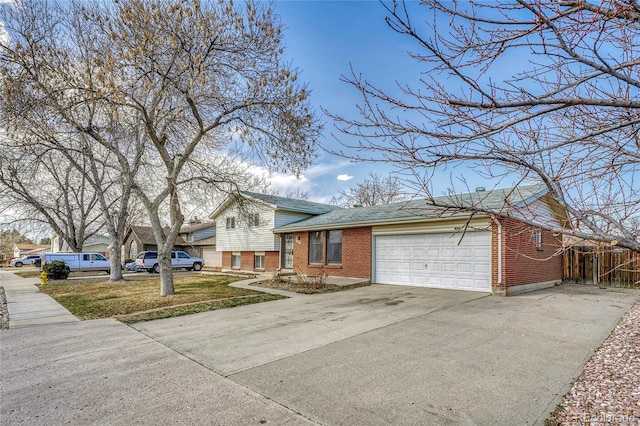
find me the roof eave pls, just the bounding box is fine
[273,212,492,233]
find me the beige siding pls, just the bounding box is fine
[510,197,564,227]
[202,249,222,267]
[372,217,491,236]
[216,203,278,251]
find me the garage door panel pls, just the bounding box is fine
[457,263,472,273]
[375,232,491,292]
[475,263,490,274]
[202,249,222,268]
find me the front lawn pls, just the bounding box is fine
[14,270,42,279]
[40,274,285,324]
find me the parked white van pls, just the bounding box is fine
[43,253,111,274]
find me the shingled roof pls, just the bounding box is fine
[273,184,548,232]
[210,191,341,219]
[128,226,187,245]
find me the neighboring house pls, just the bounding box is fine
[122,221,218,266]
[273,184,566,296]
[50,235,110,256]
[177,221,219,268]
[210,192,341,272]
[122,226,188,260]
[13,244,50,258]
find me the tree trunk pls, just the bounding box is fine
[158,252,174,296]
[109,244,124,281]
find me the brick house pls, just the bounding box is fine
[209,192,341,273]
[274,184,566,296]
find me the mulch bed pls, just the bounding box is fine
[547,299,640,425]
[251,280,369,294]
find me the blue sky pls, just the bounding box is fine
[265,0,429,202]
[267,1,510,203]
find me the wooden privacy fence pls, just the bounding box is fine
[563,246,640,287]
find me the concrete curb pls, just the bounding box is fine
[229,278,305,298]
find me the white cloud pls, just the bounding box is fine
[337,174,353,181]
[247,164,308,193]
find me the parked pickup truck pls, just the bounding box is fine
[10,255,42,267]
[43,253,111,274]
[135,251,204,273]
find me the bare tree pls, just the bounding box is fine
[329,0,640,252]
[0,229,32,263]
[0,147,106,253]
[337,172,406,207]
[286,188,311,201]
[1,0,320,295]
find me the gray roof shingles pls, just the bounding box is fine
[241,191,342,215]
[273,184,548,232]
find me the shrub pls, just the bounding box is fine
[294,266,327,289]
[43,260,70,280]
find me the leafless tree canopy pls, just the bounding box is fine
[337,172,406,207]
[0,146,106,253]
[0,0,321,294]
[329,0,640,252]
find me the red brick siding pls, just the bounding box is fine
[493,218,563,291]
[240,251,254,271]
[221,250,280,272]
[265,251,280,271]
[292,227,371,279]
[222,251,231,270]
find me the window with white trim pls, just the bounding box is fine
[231,252,241,268]
[248,213,260,227]
[535,229,543,250]
[226,217,236,229]
[254,252,265,269]
[326,230,342,264]
[309,231,323,264]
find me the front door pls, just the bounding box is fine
[284,234,294,269]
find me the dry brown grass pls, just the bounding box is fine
[40,274,285,323]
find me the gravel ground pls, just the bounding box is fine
[547,299,640,425]
[0,286,8,330]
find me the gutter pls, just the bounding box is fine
[492,215,502,286]
[273,213,493,234]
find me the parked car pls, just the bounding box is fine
[123,261,136,271]
[135,251,204,273]
[43,253,111,274]
[10,255,42,267]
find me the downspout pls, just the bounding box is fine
[492,216,502,288]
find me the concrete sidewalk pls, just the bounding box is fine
[0,270,78,329]
[1,319,313,425]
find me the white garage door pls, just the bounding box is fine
[202,249,222,268]
[374,232,491,292]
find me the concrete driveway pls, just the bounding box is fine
[2,282,638,425]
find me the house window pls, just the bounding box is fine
[535,229,543,250]
[231,252,241,268]
[326,230,342,264]
[226,217,236,230]
[254,252,265,269]
[309,231,323,264]
[248,213,260,227]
